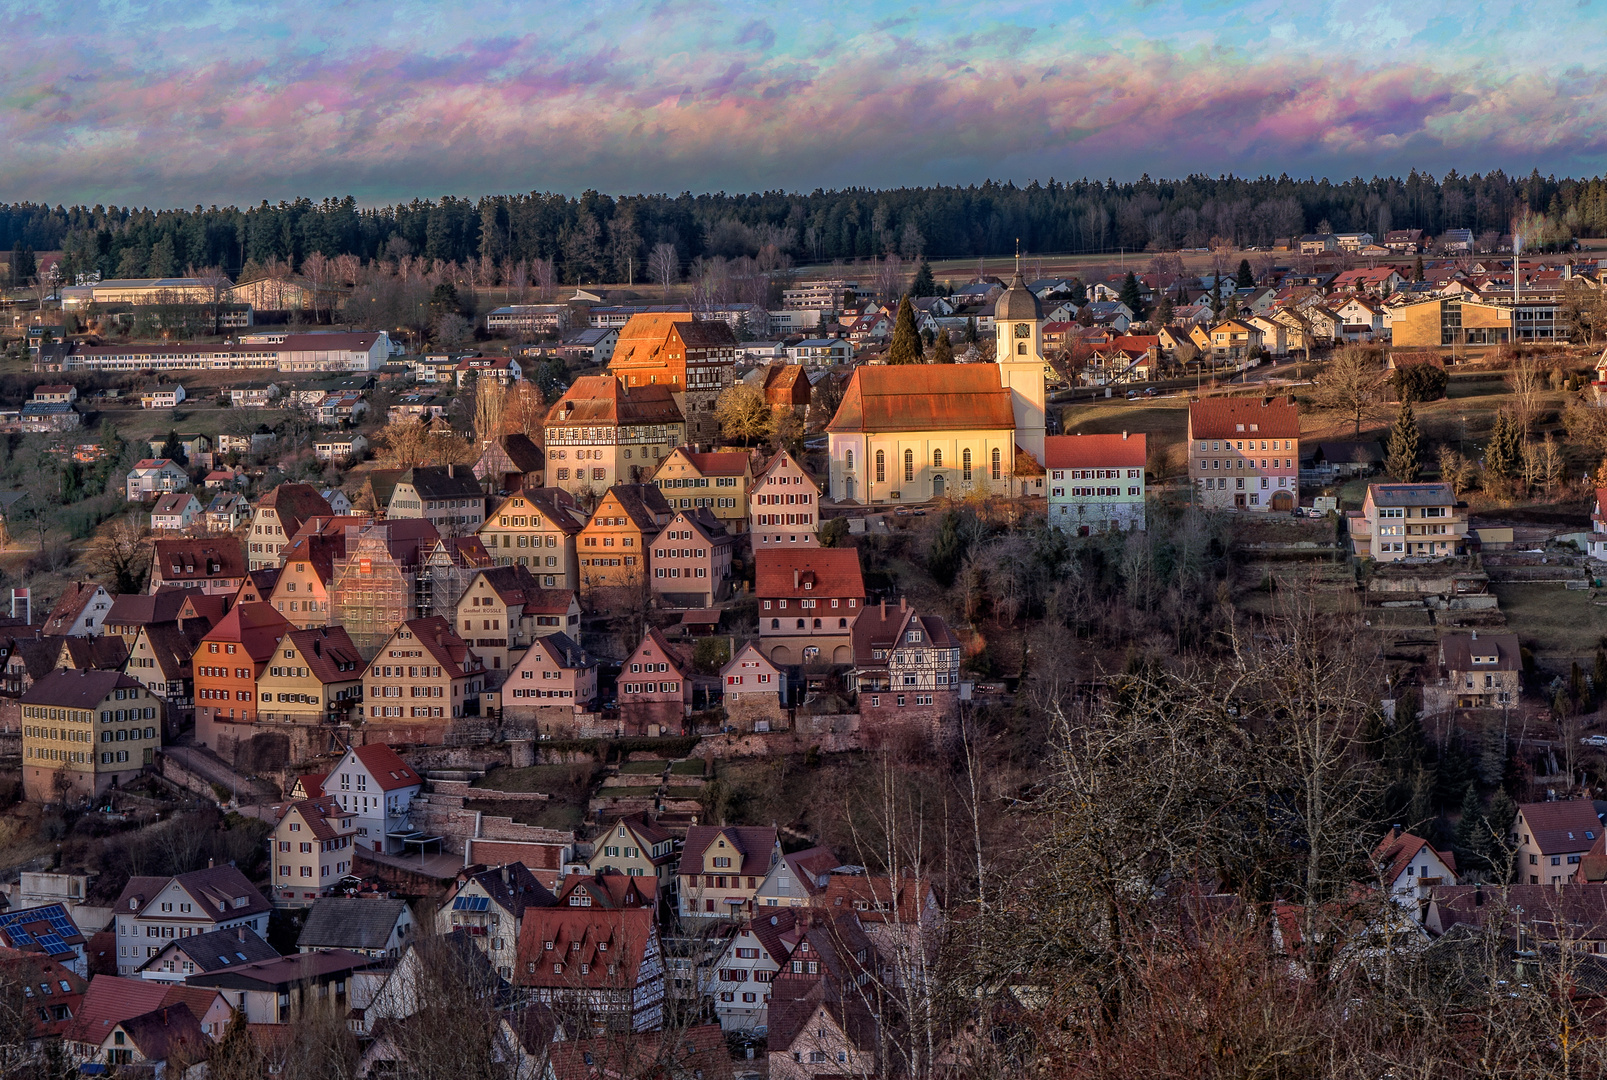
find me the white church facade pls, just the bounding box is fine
[826,272,1048,504]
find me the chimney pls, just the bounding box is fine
[1471,630,1478,641]
[899,596,906,612]
[448,464,455,478]
[793,569,800,589]
[238,925,245,942]
[880,599,885,617]
[1122,430,1128,440]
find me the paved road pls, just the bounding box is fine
[162,743,280,803]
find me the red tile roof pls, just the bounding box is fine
[1043,433,1147,469]
[392,616,483,678]
[514,908,656,990]
[827,365,1016,433]
[350,744,421,791]
[200,601,292,664]
[681,825,778,877]
[755,548,865,600]
[547,376,683,427]
[1187,395,1300,441]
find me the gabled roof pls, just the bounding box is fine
[827,365,1015,433]
[201,601,292,663]
[137,926,279,975]
[662,447,752,477]
[151,539,247,583]
[186,949,372,991]
[1515,800,1603,855]
[626,627,689,678]
[151,492,200,516]
[851,601,958,669]
[818,873,937,924]
[513,908,656,990]
[104,590,193,629]
[398,466,485,501]
[682,825,778,877]
[57,634,130,672]
[272,796,352,843]
[0,903,85,960]
[1373,829,1456,887]
[281,626,364,683]
[555,872,658,910]
[594,484,673,533]
[489,487,585,534]
[259,483,333,533]
[137,622,205,681]
[1043,433,1147,469]
[547,376,683,427]
[605,811,674,848]
[452,862,559,919]
[114,865,271,922]
[480,433,547,474]
[755,547,865,599]
[753,449,818,489]
[348,744,423,791]
[387,616,482,679]
[1187,395,1300,440]
[21,668,143,708]
[527,631,595,671]
[296,898,410,951]
[774,847,841,899]
[41,581,106,635]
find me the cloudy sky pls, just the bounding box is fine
[2,0,1604,207]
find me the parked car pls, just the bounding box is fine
[1583,735,1607,747]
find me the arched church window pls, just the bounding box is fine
[875,450,885,483]
[933,450,942,468]
[845,450,854,472]
[991,448,1002,480]
[963,449,972,480]
[903,450,914,484]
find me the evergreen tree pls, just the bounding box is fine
[1484,789,1519,876]
[910,259,937,298]
[1453,783,1487,871]
[160,429,187,466]
[1235,258,1255,289]
[1413,255,1425,283]
[1068,278,1088,305]
[932,328,954,364]
[1593,644,1607,708]
[1174,282,1190,305]
[886,294,924,364]
[1209,276,1223,317]
[1485,409,1520,482]
[1152,294,1174,327]
[1385,402,1421,481]
[1118,271,1147,321]
[929,509,975,586]
[964,316,978,344]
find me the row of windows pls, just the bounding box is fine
[622,682,680,694]
[1051,487,1140,498]
[847,447,1004,483]
[1050,469,1142,480]
[1200,458,1293,471]
[510,688,577,698]
[655,567,709,579]
[1198,439,1294,452]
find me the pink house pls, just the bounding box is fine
[749,450,821,548]
[618,627,691,736]
[502,631,597,735]
[651,509,733,608]
[720,642,785,731]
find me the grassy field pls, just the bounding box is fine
[668,759,706,776]
[1490,584,1607,661]
[1057,400,1191,476]
[474,762,597,794]
[617,760,668,775]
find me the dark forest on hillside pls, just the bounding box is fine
[4,168,1605,285]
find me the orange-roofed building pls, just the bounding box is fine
[193,601,294,753]
[755,547,865,666]
[1044,432,1148,534]
[545,376,685,501]
[609,314,738,445]
[651,446,754,535]
[1186,395,1300,512]
[827,272,1048,504]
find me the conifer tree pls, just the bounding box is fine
[886,294,924,364]
[1236,258,1255,289]
[1485,409,1521,483]
[1068,278,1088,305]
[910,259,936,298]
[1386,401,1421,481]
[1453,783,1487,870]
[932,328,954,364]
[1118,271,1147,321]
[1152,294,1174,327]
[1413,255,1425,283]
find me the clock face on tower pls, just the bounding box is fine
[1013,322,1031,338]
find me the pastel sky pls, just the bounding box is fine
[3,0,1606,206]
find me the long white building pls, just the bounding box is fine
[45,332,393,374]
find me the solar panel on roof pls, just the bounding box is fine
[452,895,489,911]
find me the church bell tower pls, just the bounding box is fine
[994,255,1047,464]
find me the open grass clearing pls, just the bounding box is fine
[1490,583,1607,662]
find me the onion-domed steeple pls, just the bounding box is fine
[995,271,1042,322]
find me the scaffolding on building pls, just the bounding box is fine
[330,524,417,660]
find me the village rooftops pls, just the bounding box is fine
[1187,395,1300,440]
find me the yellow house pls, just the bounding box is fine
[269,796,358,908]
[256,626,365,725]
[650,447,753,534]
[476,488,586,590]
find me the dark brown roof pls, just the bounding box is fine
[41,582,106,635]
[596,484,672,533]
[681,826,778,877]
[104,590,193,629]
[1515,800,1603,856]
[151,539,246,584]
[57,634,130,671]
[21,668,144,708]
[389,616,482,679]
[1439,632,1520,674]
[454,862,558,919]
[555,872,658,910]
[259,483,333,534]
[113,865,271,922]
[513,908,656,991]
[399,466,485,501]
[138,623,204,681]
[283,626,364,683]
